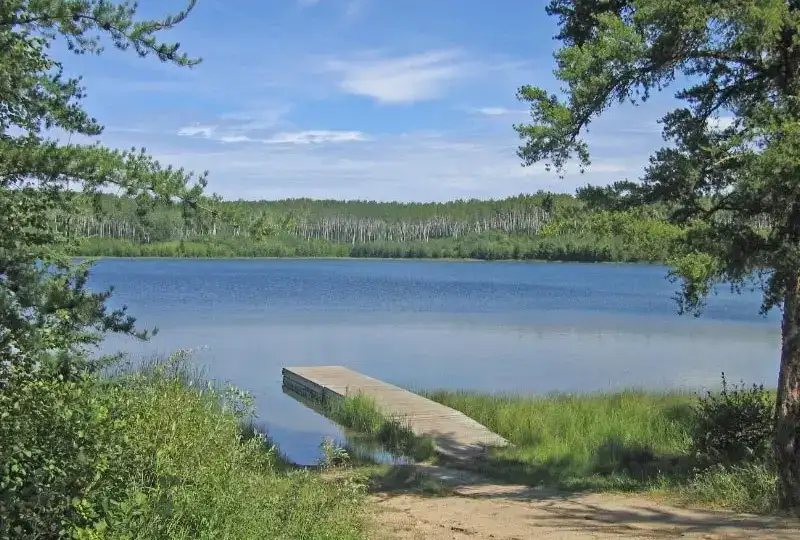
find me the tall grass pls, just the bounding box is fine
[327,394,436,462]
[424,389,694,490]
[424,388,780,513]
[118,363,366,539]
[675,463,778,514]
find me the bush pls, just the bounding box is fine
[0,371,142,539]
[0,355,366,540]
[691,373,775,465]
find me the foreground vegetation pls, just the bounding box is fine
[424,378,778,514]
[1,355,367,539]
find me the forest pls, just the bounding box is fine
[59,189,687,262]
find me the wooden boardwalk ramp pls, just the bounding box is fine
[282,366,509,461]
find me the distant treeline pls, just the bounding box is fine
[55,190,686,262]
[58,192,565,244]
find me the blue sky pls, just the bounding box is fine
[64,0,686,202]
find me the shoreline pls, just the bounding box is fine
[328,386,781,516]
[71,254,664,265]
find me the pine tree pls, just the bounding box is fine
[515,0,800,511]
[0,0,208,379]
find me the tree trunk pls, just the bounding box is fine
[776,276,800,513]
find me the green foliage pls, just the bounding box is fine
[318,437,354,469]
[1,0,213,379]
[1,371,139,538]
[541,208,684,261]
[330,394,386,434]
[56,191,561,243]
[0,355,366,540]
[691,374,776,465]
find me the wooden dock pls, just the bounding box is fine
[282,366,508,461]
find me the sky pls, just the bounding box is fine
[62,0,686,202]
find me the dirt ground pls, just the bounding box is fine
[368,465,799,540]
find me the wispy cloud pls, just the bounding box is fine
[177,124,366,145]
[125,123,647,202]
[325,50,470,104]
[177,124,217,138]
[264,130,366,144]
[73,0,669,202]
[218,134,253,144]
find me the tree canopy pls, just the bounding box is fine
[0,0,209,379]
[515,0,800,511]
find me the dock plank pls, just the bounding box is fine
[282,366,509,461]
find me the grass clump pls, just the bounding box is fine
[675,462,778,514]
[328,394,437,462]
[1,354,366,540]
[425,389,694,491]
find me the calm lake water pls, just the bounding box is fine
[90,258,781,464]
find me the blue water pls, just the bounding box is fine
[90,258,781,464]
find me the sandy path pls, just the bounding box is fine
[368,465,799,540]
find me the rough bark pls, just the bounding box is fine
[776,276,800,513]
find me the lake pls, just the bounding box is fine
[91,258,781,465]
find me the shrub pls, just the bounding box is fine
[0,369,146,538]
[691,373,775,465]
[0,355,366,540]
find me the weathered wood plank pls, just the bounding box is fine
[282,366,509,461]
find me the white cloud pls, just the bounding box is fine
[471,107,523,116]
[177,124,366,145]
[219,134,253,144]
[117,124,646,202]
[325,50,469,103]
[264,130,367,144]
[177,124,217,138]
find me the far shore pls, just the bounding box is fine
[71,254,664,265]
